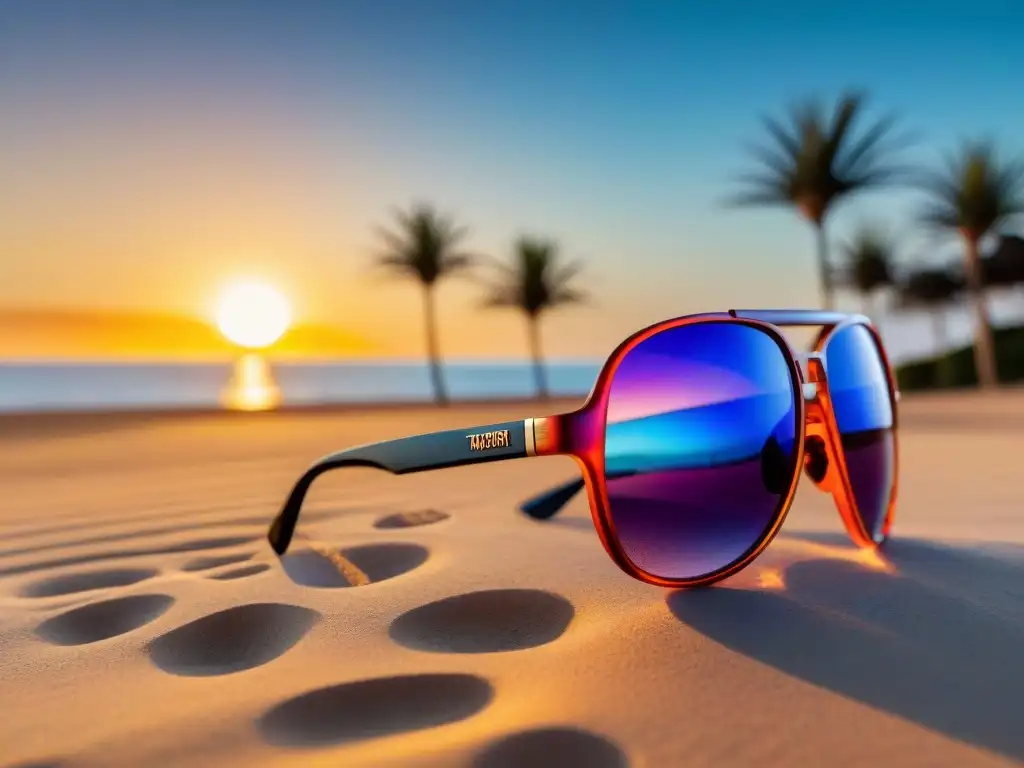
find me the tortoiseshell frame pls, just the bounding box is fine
[267,309,900,589]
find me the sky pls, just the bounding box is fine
[1,0,1023,362]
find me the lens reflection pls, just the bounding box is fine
[603,323,799,581]
[823,325,895,542]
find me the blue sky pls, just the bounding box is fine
[1,0,1022,360]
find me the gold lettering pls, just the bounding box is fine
[467,429,511,452]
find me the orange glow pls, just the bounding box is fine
[756,568,786,590]
[0,308,375,360]
[774,538,896,574]
[221,353,281,411]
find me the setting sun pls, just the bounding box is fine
[215,280,291,350]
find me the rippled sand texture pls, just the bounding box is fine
[1,395,1023,768]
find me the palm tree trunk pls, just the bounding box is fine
[961,234,999,388]
[814,222,835,311]
[527,314,548,400]
[421,283,448,406]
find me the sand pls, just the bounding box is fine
[1,394,1022,768]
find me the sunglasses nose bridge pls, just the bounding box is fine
[794,352,827,403]
[797,354,839,491]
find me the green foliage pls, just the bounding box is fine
[983,235,1024,287]
[482,237,586,317]
[374,203,476,285]
[897,266,962,309]
[840,224,895,296]
[730,92,910,223]
[918,143,1024,240]
[730,91,911,309]
[895,324,1024,391]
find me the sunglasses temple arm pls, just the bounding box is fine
[519,477,586,520]
[268,417,553,555]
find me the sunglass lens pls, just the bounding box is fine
[603,322,800,582]
[822,325,896,543]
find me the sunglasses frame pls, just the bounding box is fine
[268,309,900,590]
[523,310,900,588]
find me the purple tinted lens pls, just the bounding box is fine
[603,323,800,581]
[823,325,895,542]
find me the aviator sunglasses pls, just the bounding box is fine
[268,309,899,588]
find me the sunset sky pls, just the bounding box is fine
[1,1,1022,361]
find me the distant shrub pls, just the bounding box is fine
[895,324,1024,391]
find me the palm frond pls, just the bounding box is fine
[481,236,588,318]
[741,141,797,179]
[371,203,477,287]
[915,141,1024,239]
[844,163,916,188]
[551,287,589,307]
[722,186,792,208]
[373,224,409,256]
[827,91,864,155]
[760,114,802,160]
[839,223,896,295]
[836,111,892,170]
[441,252,476,273]
[480,287,521,310]
[731,91,911,223]
[919,205,961,230]
[552,258,586,287]
[897,266,963,309]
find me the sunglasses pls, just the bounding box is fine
[268,309,899,588]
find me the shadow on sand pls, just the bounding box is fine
[668,535,1024,762]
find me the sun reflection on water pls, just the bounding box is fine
[222,353,281,411]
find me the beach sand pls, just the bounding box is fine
[1,394,1022,767]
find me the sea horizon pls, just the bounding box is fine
[0,359,603,414]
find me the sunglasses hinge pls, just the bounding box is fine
[794,352,826,402]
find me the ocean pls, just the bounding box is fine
[6,297,1024,415]
[0,360,603,414]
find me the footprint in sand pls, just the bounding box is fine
[389,589,575,653]
[19,567,158,599]
[207,563,271,581]
[36,594,174,646]
[147,603,320,677]
[373,509,450,529]
[181,552,255,572]
[280,543,428,588]
[257,673,493,747]
[472,727,629,768]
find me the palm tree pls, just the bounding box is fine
[917,142,1024,388]
[898,265,962,354]
[840,224,895,319]
[731,92,910,310]
[482,237,586,400]
[374,204,476,406]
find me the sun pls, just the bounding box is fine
[215,280,291,350]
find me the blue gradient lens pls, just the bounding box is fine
[603,323,800,581]
[822,325,895,542]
